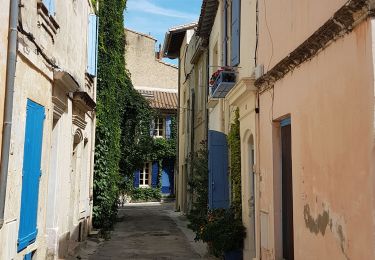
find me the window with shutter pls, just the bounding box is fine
[231,0,240,66]
[222,0,228,66]
[133,169,140,188]
[153,117,165,138]
[165,116,172,139]
[18,100,45,252]
[151,162,159,188]
[87,14,99,77]
[139,163,152,188]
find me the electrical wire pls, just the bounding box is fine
[18,2,59,70]
[255,0,259,66]
[263,0,274,71]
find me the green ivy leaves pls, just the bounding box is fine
[228,108,242,218]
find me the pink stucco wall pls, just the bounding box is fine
[257,0,347,71]
[258,19,375,260]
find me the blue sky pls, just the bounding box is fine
[124,0,202,65]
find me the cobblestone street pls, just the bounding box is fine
[75,202,212,260]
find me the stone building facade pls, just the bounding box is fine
[165,0,375,259]
[125,28,178,91]
[256,1,375,259]
[163,23,205,213]
[0,0,98,259]
[125,28,178,197]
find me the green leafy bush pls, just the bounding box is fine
[201,208,246,257]
[228,108,242,218]
[187,141,209,241]
[93,0,128,230]
[130,188,161,202]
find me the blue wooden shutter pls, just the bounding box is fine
[208,130,229,209]
[24,252,32,260]
[231,0,240,66]
[18,100,45,252]
[133,170,140,188]
[151,162,159,188]
[87,14,99,76]
[165,116,171,139]
[222,0,228,66]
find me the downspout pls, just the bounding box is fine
[205,48,209,140]
[176,58,181,211]
[254,0,262,258]
[0,0,19,228]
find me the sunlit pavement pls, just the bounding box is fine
[74,202,214,260]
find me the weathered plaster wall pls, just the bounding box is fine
[0,0,96,259]
[177,37,188,213]
[125,29,178,90]
[258,20,374,260]
[257,0,347,71]
[2,55,53,260]
[225,80,258,260]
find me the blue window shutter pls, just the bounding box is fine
[222,0,228,66]
[231,0,240,66]
[151,162,159,188]
[24,252,32,260]
[87,14,99,76]
[133,170,140,188]
[165,116,171,139]
[18,100,45,252]
[208,130,229,209]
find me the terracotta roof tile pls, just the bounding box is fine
[138,90,178,110]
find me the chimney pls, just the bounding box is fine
[155,44,162,60]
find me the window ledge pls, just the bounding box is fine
[207,96,219,108]
[37,2,59,38]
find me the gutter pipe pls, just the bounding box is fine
[0,0,19,228]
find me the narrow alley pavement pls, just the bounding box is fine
[75,202,213,260]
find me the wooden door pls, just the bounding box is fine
[281,119,294,260]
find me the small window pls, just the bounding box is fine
[140,163,151,187]
[153,117,165,137]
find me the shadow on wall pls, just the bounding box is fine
[53,217,90,259]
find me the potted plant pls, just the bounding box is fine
[200,208,245,259]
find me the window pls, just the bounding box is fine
[153,117,165,137]
[87,14,99,77]
[231,0,240,66]
[140,163,151,187]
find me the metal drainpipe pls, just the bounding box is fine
[175,57,181,211]
[0,0,19,229]
[205,49,210,140]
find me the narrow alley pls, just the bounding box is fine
[76,203,212,260]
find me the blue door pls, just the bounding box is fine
[18,99,45,252]
[208,130,229,209]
